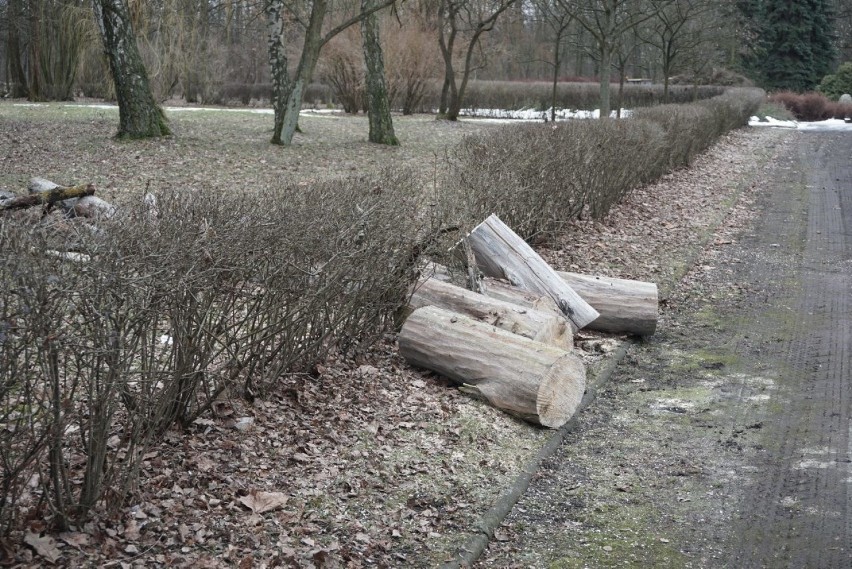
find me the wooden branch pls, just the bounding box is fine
[1,184,95,212]
[399,306,585,428]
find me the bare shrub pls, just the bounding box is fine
[438,118,667,239]
[423,80,725,114]
[320,29,366,114]
[770,91,837,121]
[632,104,718,170]
[0,167,442,534]
[383,22,441,115]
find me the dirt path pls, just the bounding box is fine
[478,130,852,568]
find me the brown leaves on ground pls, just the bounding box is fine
[0,101,790,568]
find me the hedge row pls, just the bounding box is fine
[439,88,764,239]
[0,87,764,535]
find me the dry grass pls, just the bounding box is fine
[0,102,502,202]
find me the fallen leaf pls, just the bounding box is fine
[238,490,289,514]
[59,532,90,550]
[24,532,61,564]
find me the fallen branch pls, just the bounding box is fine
[1,184,95,212]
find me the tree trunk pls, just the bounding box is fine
[399,306,585,428]
[551,33,562,122]
[266,0,291,145]
[423,261,658,336]
[422,261,564,317]
[361,0,399,145]
[93,0,170,139]
[409,277,573,350]
[557,272,658,336]
[466,214,600,330]
[598,44,612,118]
[7,0,29,98]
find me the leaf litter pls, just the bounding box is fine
[0,102,789,567]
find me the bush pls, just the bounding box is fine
[818,62,852,101]
[420,80,725,114]
[439,88,764,241]
[0,168,442,533]
[439,119,668,239]
[769,91,839,121]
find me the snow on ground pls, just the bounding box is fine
[749,115,852,131]
[13,102,852,130]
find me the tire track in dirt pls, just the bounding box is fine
[726,132,852,568]
[475,130,852,568]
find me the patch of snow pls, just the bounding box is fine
[458,107,631,122]
[750,115,852,131]
[749,115,797,128]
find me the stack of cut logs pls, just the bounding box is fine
[399,214,659,429]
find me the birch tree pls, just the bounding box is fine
[93,0,170,138]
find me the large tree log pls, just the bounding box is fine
[557,272,658,336]
[409,278,573,350]
[422,262,658,336]
[1,184,95,212]
[466,214,599,330]
[421,262,564,317]
[28,178,116,219]
[399,306,586,428]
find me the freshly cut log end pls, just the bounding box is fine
[399,306,586,428]
[466,214,600,330]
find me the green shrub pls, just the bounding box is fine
[818,62,852,101]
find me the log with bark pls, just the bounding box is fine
[466,214,599,330]
[421,261,564,317]
[422,262,659,336]
[409,277,573,350]
[28,177,116,219]
[557,272,658,336]
[398,306,586,428]
[1,183,95,212]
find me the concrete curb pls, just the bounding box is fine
[441,341,632,569]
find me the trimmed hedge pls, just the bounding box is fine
[439,88,765,239]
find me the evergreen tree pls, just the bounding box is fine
[738,0,836,92]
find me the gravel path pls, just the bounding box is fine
[478,129,852,568]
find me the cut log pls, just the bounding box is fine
[466,214,599,330]
[72,195,117,219]
[1,184,95,212]
[421,262,564,318]
[409,278,572,350]
[557,272,658,336]
[398,306,586,428]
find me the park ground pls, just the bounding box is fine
[3,103,848,567]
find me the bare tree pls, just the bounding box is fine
[266,0,397,146]
[93,0,170,138]
[361,0,399,145]
[437,0,516,121]
[533,0,574,121]
[556,0,662,118]
[642,0,711,101]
